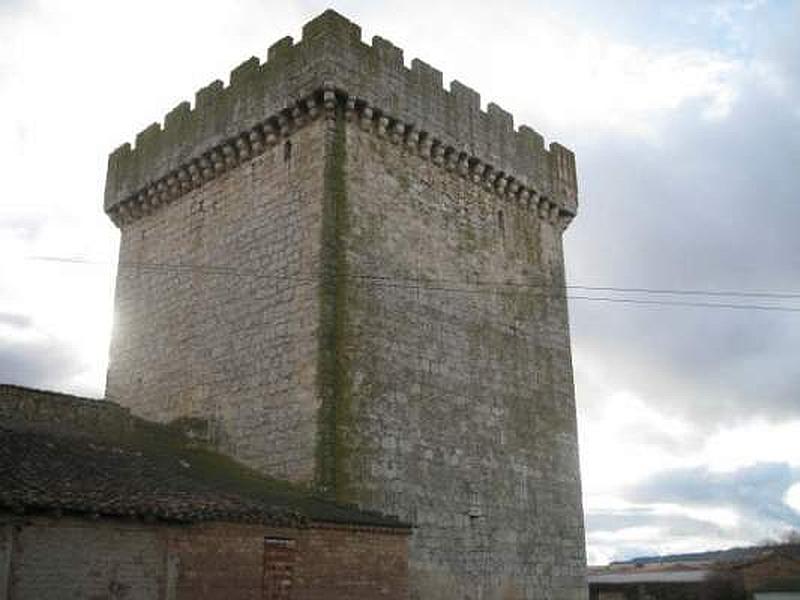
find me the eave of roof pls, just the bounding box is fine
[588,570,710,585]
[0,384,409,532]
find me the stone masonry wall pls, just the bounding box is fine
[0,516,408,600]
[104,10,587,599]
[336,120,586,600]
[104,11,577,223]
[106,119,327,481]
[0,384,129,429]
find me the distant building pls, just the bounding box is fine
[588,562,708,599]
[588,545,800,600]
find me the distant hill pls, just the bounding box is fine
[613,544,800,567]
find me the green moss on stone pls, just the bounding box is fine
[314,111,355,503]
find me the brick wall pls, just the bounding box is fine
[336,120,586,600]
[107,119,327,481]
[167,522,408,600]
[1,515,409,600]
[294,525,409,599]
[168,525,266,600]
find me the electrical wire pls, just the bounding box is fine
[26,255,800,313]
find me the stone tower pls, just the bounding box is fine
[104,11,586,600]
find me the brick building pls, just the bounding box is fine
[0,384,409,599]
[102,9,586,599]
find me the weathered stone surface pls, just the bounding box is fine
[104,10,587,600]
[336,121,585,599]
[104,10,577,222]
[108,120,326,482]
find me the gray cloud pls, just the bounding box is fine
[587,511,732,539]
[0,214,43,241]
[586,462,800,562]
[630,462,800,531]
[0,336,86,392]
[0,0,27,15]
[568,65,800,423]
[0,311,32,328]
[564,2,800,559]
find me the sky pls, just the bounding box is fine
[1,0,799,565]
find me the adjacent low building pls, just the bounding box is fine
[588,564,708,599]
[0,384,410,600]
[588,545,800,600]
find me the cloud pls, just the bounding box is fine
[578,392,701,495]
[591,502,740,533]
[585,462,800,563]
[580,388,800,562]
[0,0,28,16]
[568,60,800,425]
[629,463,800,536]
[704,421,800,473]
[0,312,32,329]
[0,334,87,393]
[785,483,800,514]
[329,0,744,139]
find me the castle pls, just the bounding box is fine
[104,10,586,599]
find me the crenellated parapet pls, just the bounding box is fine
[105,9,578,228]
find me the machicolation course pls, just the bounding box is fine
[105,10,577,231]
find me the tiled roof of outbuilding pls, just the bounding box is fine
[0,384,407,531]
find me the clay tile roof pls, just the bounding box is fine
[0,384,408,531]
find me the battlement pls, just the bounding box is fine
[105,10,578,225]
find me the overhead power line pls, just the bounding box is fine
[567,285,800,300]
[566,295,800,313]
[26,255,800,313]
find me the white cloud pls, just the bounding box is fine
[785,483,800,513]
[654,503,740,529]
[586,495,740,530]
[591,525,663,544]
[705,420,800,473]
[2,0,750,399]
[0,0,308,396]
[578,361,800,561]
[529,42,739,133]
[578,389,698,493]
[352,1,745,140]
